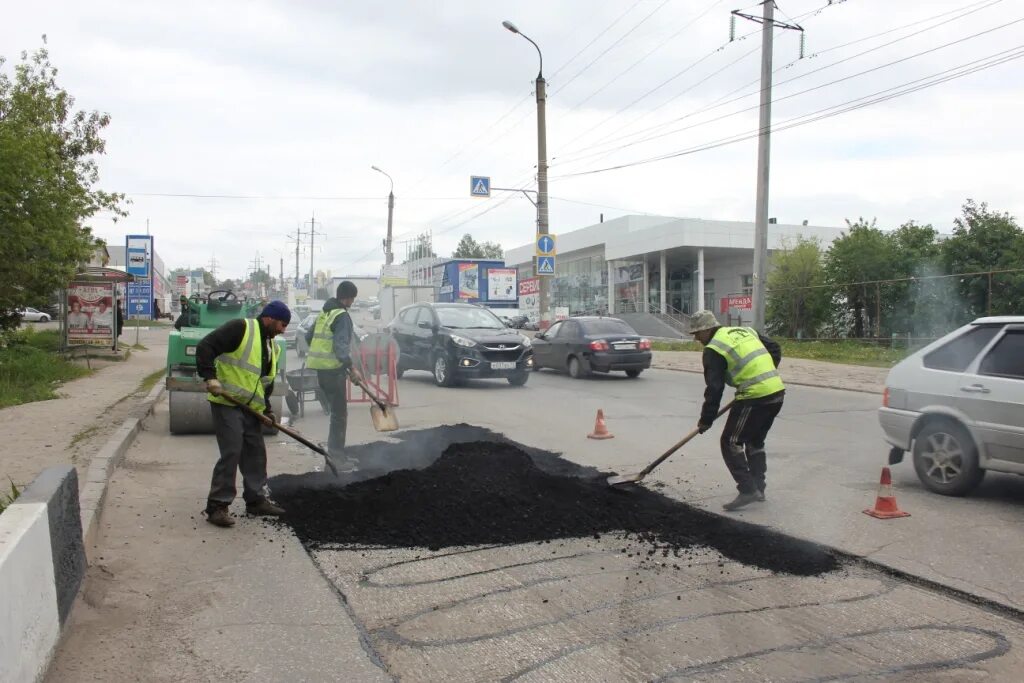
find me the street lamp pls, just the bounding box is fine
[371,165,395,266]
[503,19,550,328]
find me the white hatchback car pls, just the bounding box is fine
[18,307,51,322]
[880,316,1024,496]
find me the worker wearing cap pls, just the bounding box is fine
[688,310,785,512]
[305,281,362,467]
[197,300,291,528]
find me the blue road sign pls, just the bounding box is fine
[536,234,556,255]
[536,256,556,276]
[127,281,152,318]
[470,176,491,197]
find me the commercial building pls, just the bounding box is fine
[505,215,845,327]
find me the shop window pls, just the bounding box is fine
[741,274,753,296]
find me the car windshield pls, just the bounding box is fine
[436,307,504,329]
[581,320,636,335]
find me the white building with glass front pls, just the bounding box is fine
[504,215,845,325]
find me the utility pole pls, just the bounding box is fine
[307,214,323,297]
[732,1,802,331]
[208,256,219,283]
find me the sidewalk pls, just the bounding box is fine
[651,350,889,394]
[0,328,168,490]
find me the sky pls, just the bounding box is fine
[4,0,1022,281]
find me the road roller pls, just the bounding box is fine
[166,290,288,434]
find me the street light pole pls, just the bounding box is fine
[372,166,395,266]
[503,20,550,328]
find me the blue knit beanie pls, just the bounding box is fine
[259,300,291,324]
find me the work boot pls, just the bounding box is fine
[246,499,286,516]
[205,506,236,528]
[722,492,759,511]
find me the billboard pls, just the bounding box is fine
[487,268,517,301]
[67,282,115,347]
[518,277,539,317]
[125,235,152,278]
[458,263,479,299]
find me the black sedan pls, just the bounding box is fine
[532,316,651,379]
[386,303,534,387]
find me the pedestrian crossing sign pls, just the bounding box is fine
[536,255,556,276]
[470,175,491,197]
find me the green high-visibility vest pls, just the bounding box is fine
[706,327,785,400]
[306,308,346,370]
[208,318,279,410]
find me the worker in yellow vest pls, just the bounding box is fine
[304,281,362,468]
[197,300,291,528]
[688,310,785,512]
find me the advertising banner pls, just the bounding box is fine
[67,282,115,347]
[127,281,153,318]
[720,294,753,313]
[518,277,539,318]
[487,268,517,301]
[458,263,479,299]
[125,235,152,278]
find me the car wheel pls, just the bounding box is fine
[40,315,50,323]
[433,353,456,387]
[625,369,642,378]
[912,420,984,496]
[508,372,529,387]
[568,356,589,379]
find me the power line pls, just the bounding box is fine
[126,192,465,201]
[554,15,1024,169]
[553,44,1024,178]
[549,0,646,80]
[557,0,1002,163]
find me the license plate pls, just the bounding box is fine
[491,361,516,370]
[613,343,637,350]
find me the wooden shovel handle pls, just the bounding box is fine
[219,393,328,456]
[639,401,734,477]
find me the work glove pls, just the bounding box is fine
[697,421,712,435]
[206,379,224,396]
[263,409,277,425]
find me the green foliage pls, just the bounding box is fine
[0,478,22,514]
[0,327,90,408]
[0,46,127,332]
[823,218,896,338]
[453,233,503,259]
[766,237,830,338]
[941,200,1024,319]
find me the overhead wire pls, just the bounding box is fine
[553,44,1024,178]
[553,12,1022,168]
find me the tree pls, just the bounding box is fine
[453,233,503,259]
[941,200,1024,320]
[824,219,896,338]
[884,222,950,337]
[0,46,126,330]
[765,237,829,338]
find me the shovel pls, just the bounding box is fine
[607,401,734,487]
[220,393,340,477]
[348,371,399,432]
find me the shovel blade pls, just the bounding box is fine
[607,472,644,486]
[369,404,399,432]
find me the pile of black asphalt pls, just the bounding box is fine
[269,425,839,577]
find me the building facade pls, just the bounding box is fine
[505,215,846,326]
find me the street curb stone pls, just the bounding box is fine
[80,382,166,554]
[651,363,882,395]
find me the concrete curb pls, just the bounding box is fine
[650,362,882,395]
[0,467,85,683]
[80,382,166,553]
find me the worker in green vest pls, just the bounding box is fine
[197,300,291,528]
[688,310,785,512]
[305,281,362,468]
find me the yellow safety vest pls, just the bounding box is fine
[208,319,279,410]
[706,327,785,401]
[306,308,345,370]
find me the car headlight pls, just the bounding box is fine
[520,335,532,347]
[451,335,477,348]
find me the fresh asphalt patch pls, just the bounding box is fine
[268,425,839,577]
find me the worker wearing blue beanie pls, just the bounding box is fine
[195,298,292,527]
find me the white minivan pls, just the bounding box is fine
[880,316,1024,496]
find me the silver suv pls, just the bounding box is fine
[880,316,1024,496]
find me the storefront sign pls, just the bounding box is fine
[67,282,115,347]
[721,295,753,312]
[487,268,517,301]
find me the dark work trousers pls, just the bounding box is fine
[207,402,269,509]
[719,396,784,494]
[317,369,349,455]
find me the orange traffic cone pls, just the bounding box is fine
[587,409,614,440]
[863,467,910,519]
